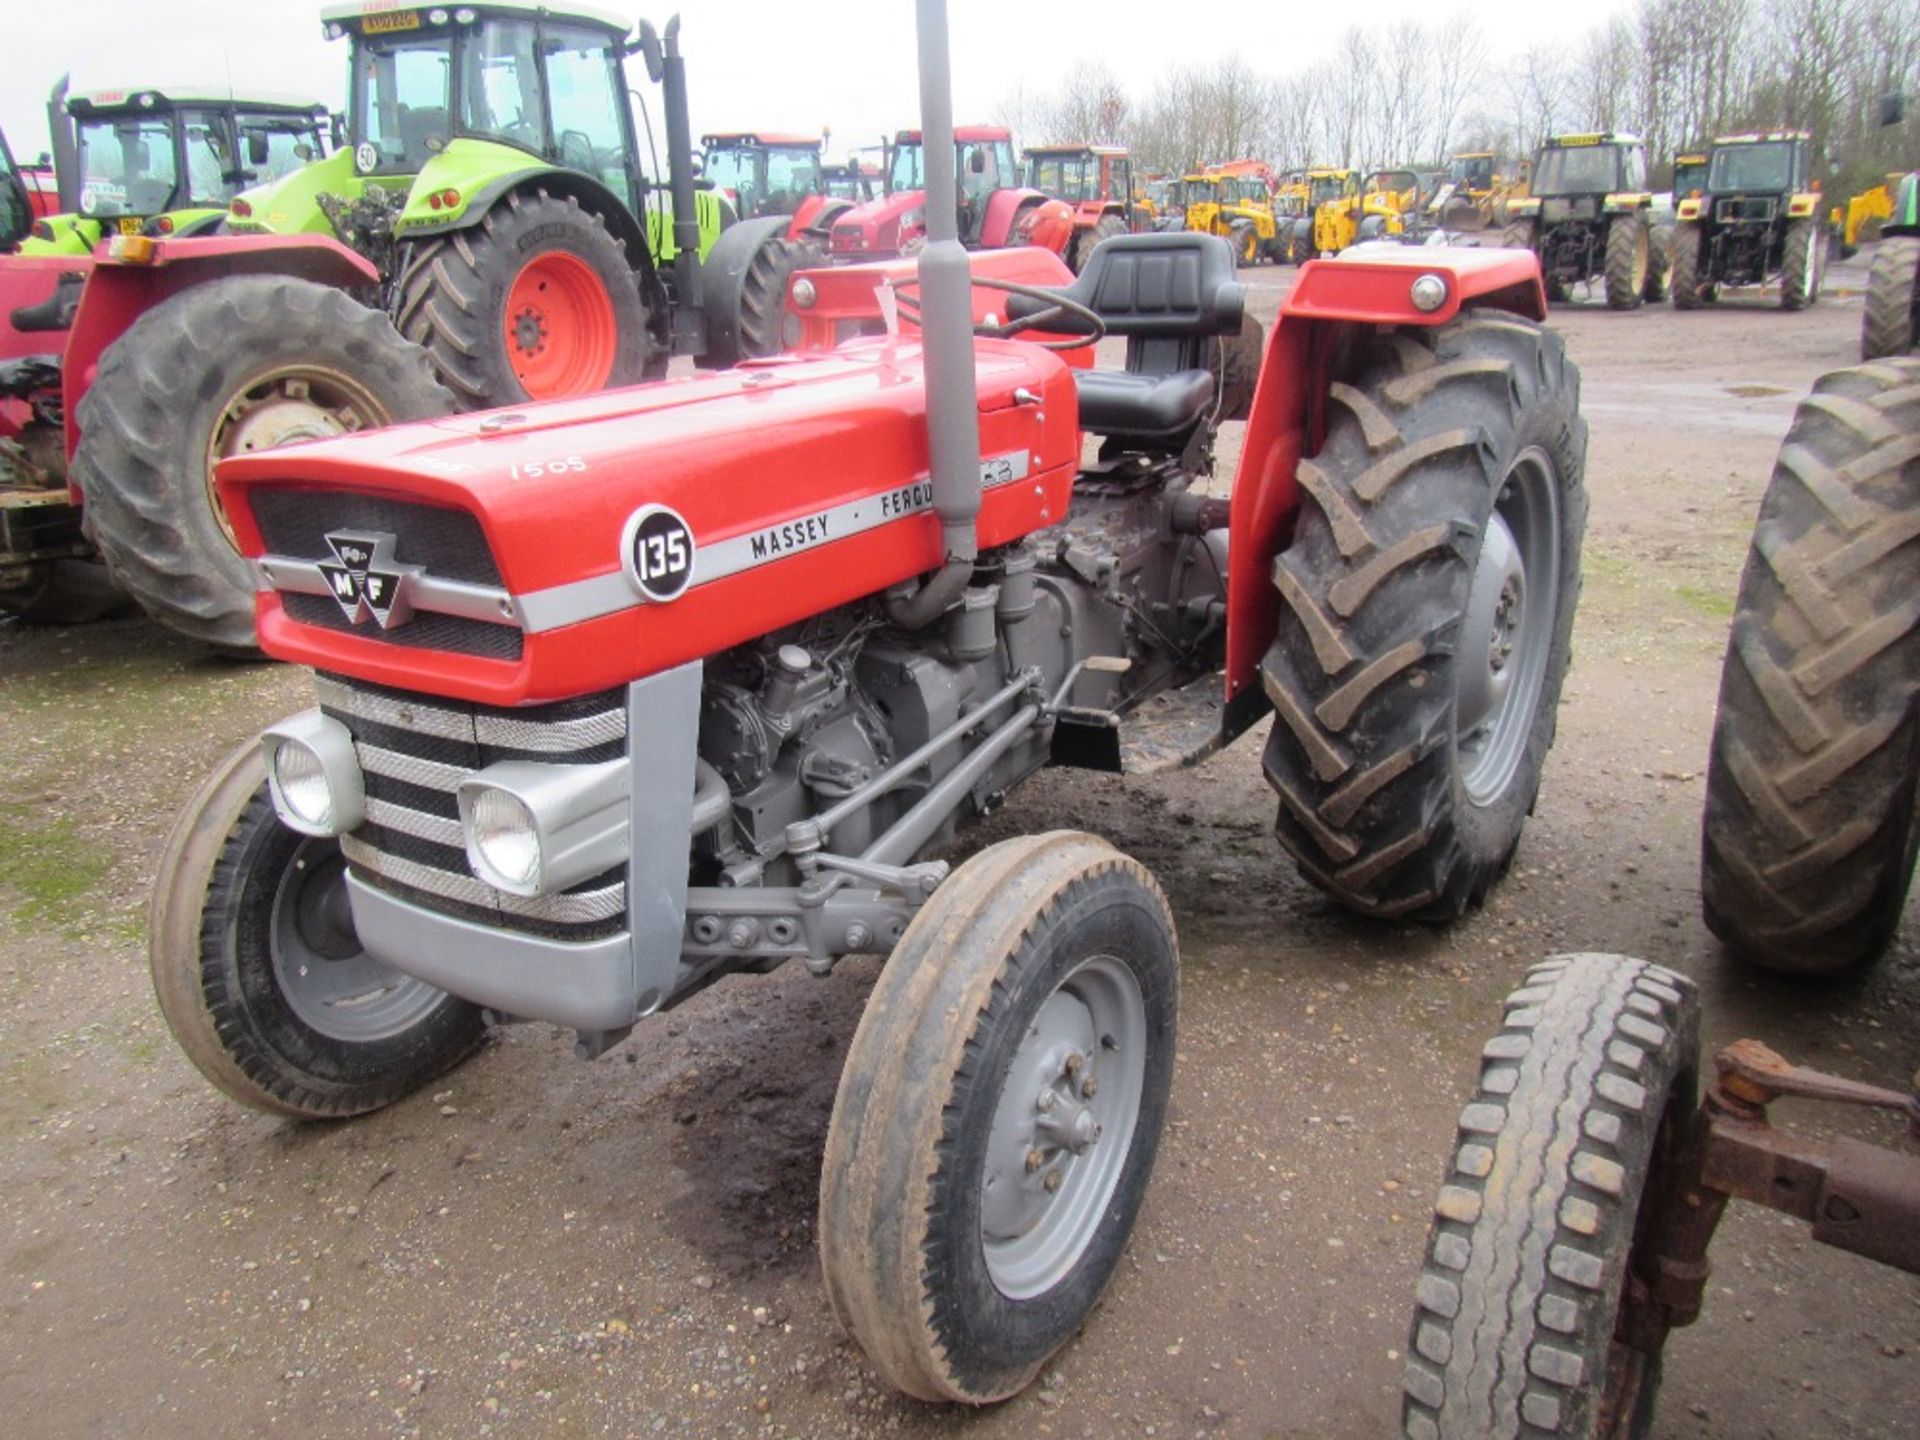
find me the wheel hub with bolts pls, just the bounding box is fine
[208,366,388,545]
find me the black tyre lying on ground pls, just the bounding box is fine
[820,832,1177,1403]
[1700,358,1920,973]
[73,276,452,653]
[1259,311,1588,919]
[1403,953,1701,1440]
[149,741,487,1119]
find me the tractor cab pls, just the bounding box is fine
[821,162,875,202]
[22,88,327,254]
[829,125,1067,260]
[1449,152,1496,193]
[1023,144,1138,272]
[1670,131,1823,305]
[700,132,824,220]
[1528,134,1647,211]
[1504,135,1661,307]
[1671,151,1709,200]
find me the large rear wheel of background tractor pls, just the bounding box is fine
[1700,359,1920,974]
[1230,220,1259,268]
[1604,215,1649,310]
[1860,235,1918,358]
[74,276,451,653]
[1071,213,1128,275]
[1668,226,1708,309]
[394,187,658,408]
[1260,312,1587,919]
[150,740,487,1120]
[734,234,826,358]
[1403,954,1700,1440]
[820,831,1177,1403]
[1779,218,1820,311]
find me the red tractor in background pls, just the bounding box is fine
[827,124,1072,262]
[147,0,1585,1409]
[1022,143,1140,273]
[700,130,860,240]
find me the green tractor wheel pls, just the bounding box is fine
[394,187,661,409]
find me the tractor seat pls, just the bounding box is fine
[1072,369,1216,439]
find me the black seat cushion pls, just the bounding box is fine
[1073,368,1215,439]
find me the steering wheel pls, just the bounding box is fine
[892,275,1105,352]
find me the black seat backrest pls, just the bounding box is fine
[1010,231,1245,379]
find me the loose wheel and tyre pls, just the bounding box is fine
[0,558,129,624]
[1260,311,1588,918]
[1603,215,1649,310]
[150,740,486,1120]
[394,187,659,407]
[1779,218,1821,311]
[73,275,451,653]
[1700,359,1920,973]
[1860,235,1919,358]
[1668,225,1709,309]
[820,831,1177,1403]
[1403,954,1701,1440]
[1070,213,1127,274]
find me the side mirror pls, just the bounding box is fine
[969,149,985,174]
[633,19,665,83]
[294,143,315,162]
[245,129,271,166]
[1881,92,1905,128]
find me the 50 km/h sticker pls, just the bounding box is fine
[623,505,695,602]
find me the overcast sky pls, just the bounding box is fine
[5,0,1636,166]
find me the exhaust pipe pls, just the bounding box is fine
[885,0,982,630]
[47,74,76,213]
[657,17,701,305]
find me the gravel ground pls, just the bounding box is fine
[0,244,1915,1439]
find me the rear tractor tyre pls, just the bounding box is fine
[150,740,487,1120]
[1603,214,1649,310]
[820,832,1177,1403]
[394,187,658,407]
[0,558,130,625]
[736,234,826,359]
[1668,226,1706,309]
[1231,220,1259,268]
[1211,315,1267,424]
[1403,954,1700,1440]
[1260,312,1588,919]
[1779,218,1820,311]
[73,275,451,653]
[1860,235,1919,359]
[1700,359,1920,973]
[1070,213,1128,275]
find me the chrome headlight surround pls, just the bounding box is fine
[456,759,630,898]
[261,710,365,837]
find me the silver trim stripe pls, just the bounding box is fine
[256,558,520,627]
[342,837,625,924]
[363,797,465,849]
[314,675,625,754]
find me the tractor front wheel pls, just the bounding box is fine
[820,832,1177,1403]
[1700,359,1920,973]
[394,187,658,408]
[736,234,825,358]
[73,276,451,653]
[1259,312,1587,919]
[1604,214,1650,310]
[1780,218,1821,311]
[1070,213,1127,274]
[1861,236,1920,358]
[1230,220,1259,267]
[150,740,487,1119]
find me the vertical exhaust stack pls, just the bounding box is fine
[658,17,702,307]
[47,74,76,214]
[887,0,982,629]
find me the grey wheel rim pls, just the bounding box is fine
[270,839,444,1043]
[980,954,1147,1300]
[1457,444,1561,806]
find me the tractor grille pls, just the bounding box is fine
[316,673,629,941]
[1715,196,1778,224]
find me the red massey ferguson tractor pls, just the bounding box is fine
[147,0,1587,1406]
[827,123,1073,263]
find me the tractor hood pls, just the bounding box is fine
[829,188,926,257]
[229,146,367,236]
[219,340,1080,706]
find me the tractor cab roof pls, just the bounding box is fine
[893,126,1010,146]
[1023,144,1128,159]
[319,0,632,38]
[68,88,327,117]
[703,132,821,150]
[1542,132,1643,150]
[1711,131,1812,146]
[1452,151,1494,160]
[1674,152,1710,165]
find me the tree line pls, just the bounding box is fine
[996,0,1919,195]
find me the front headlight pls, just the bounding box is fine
[466,788,542,891]
[261,710,364,837]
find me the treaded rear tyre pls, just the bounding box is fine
[1231,220,1257,268]
[1071,213,1127,274]
[1861,236,1919,358]
[1403,954,1700,1440]
[1603,215,1648,310]
[736,234,824,358]
[1259,311,1588,918]
[1700,359,1920,973]
[73,275,451,653]
[150,740,486,1119]
[1780,218,1818,311]
[1669,226,1704,309]
[393,187,657,407]
[820,831,1177,1403]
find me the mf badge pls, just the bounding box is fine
[318,530,421,629]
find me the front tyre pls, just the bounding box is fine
[1231,220,1259,267]
[1604,214,1649,310]
[150,740,486,1119]
[1260,312,1588,918]
[1780,218,1819,311]
[73,276,451,653]
[1403,954,1700,1440]
[1700,360,1920,973]
[820,832,1177,1403]
[1669,225,1706,309]
[1860,235,1919,358]
[1070,213,1127,274]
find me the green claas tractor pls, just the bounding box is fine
[1669,132,1825,311]
[21,87,329,255]
[1503,133,1666,308]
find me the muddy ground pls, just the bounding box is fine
[1,251,1916,1440]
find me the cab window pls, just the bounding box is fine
[75,115,178,216]
[544,23,630,203]
[180,109,232,205]
[358,36,452,171]
[461,18,545,154]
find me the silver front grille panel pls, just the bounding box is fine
[315,674,629,939]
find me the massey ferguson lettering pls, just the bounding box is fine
[750,513,834,560]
